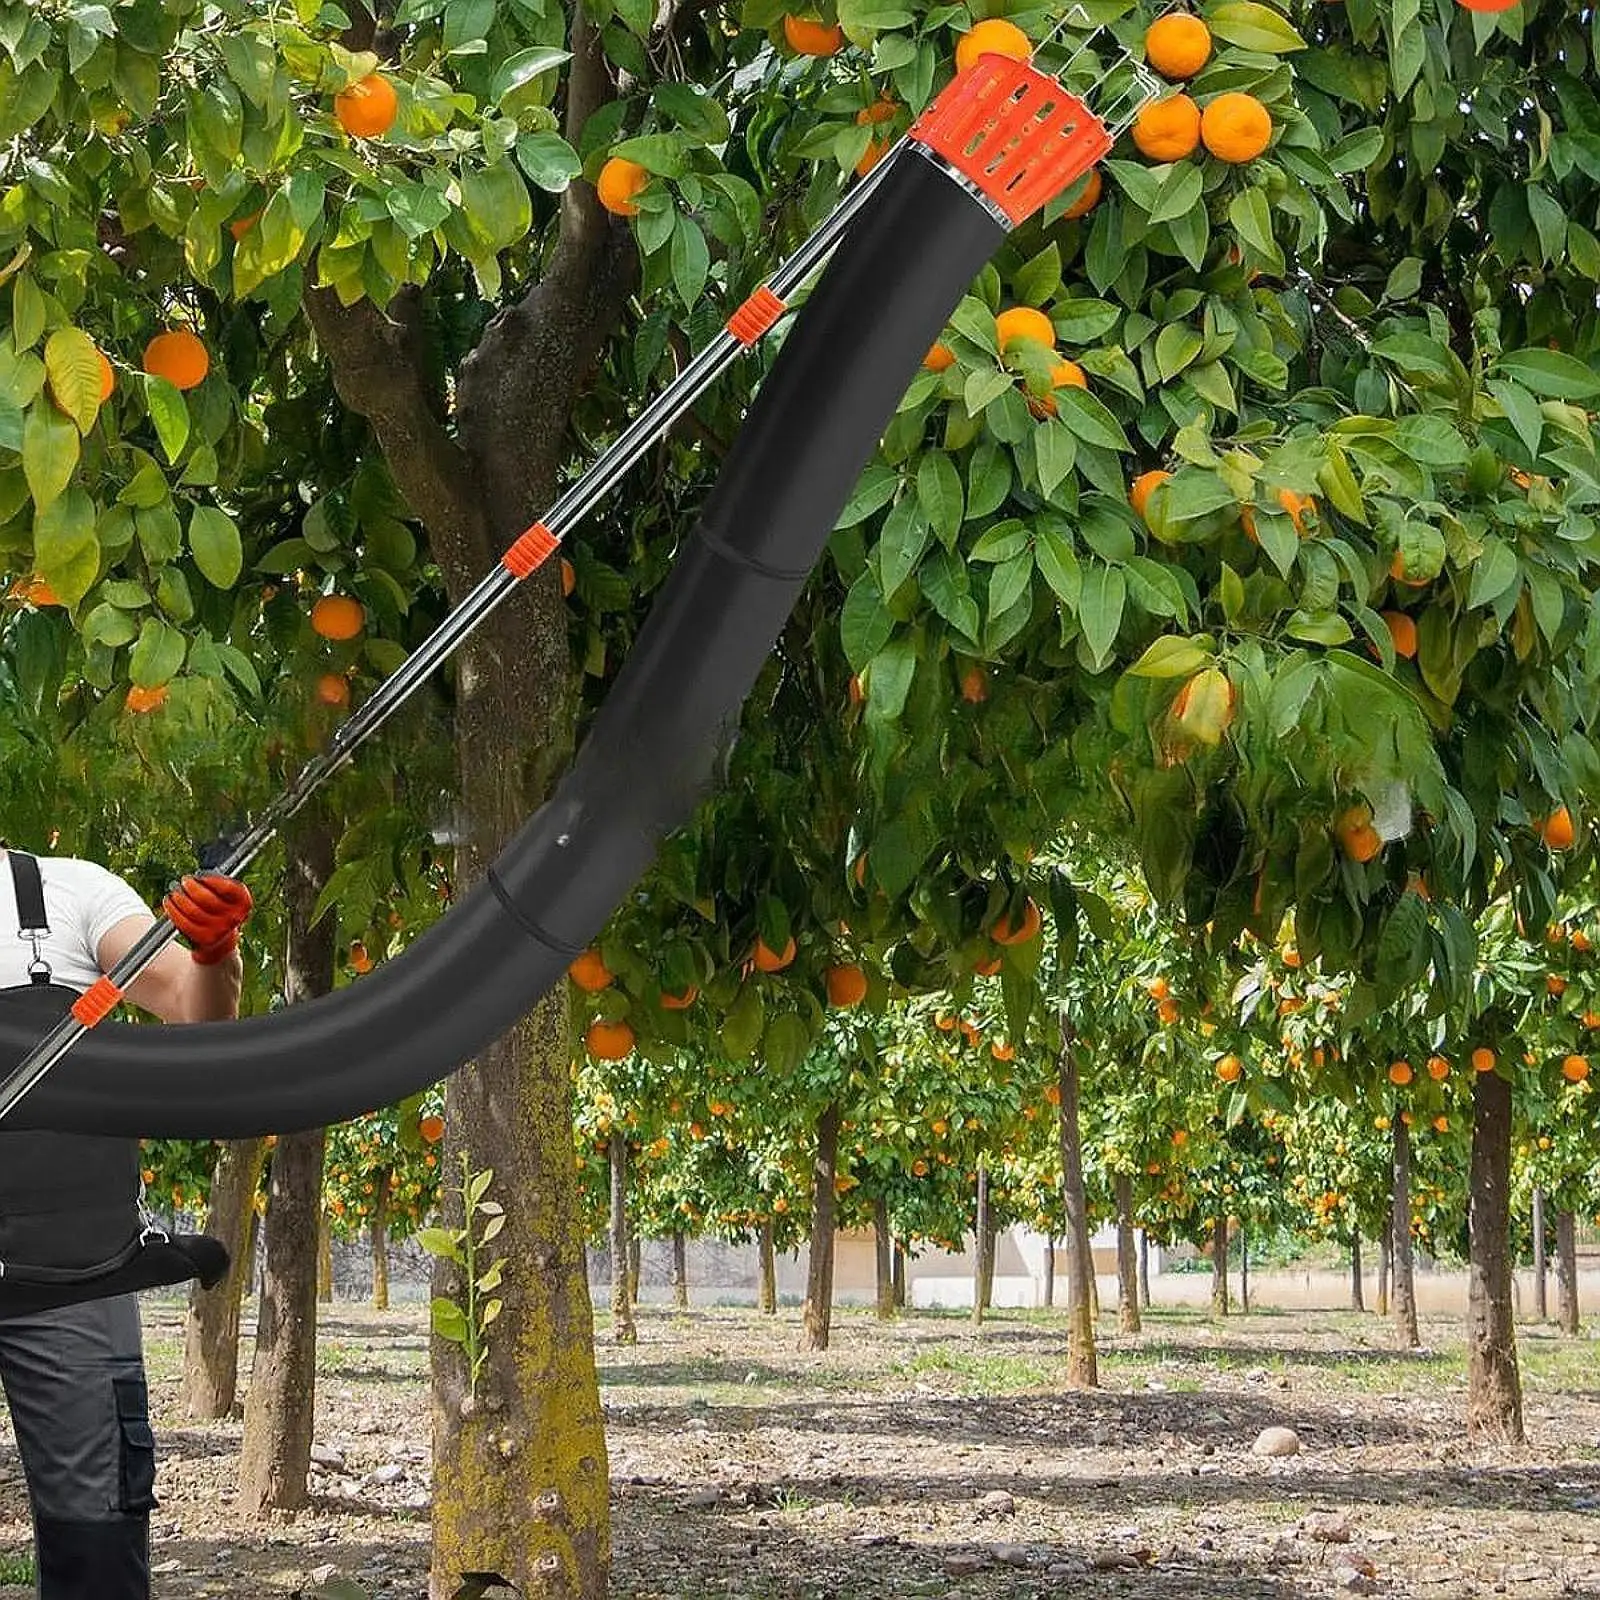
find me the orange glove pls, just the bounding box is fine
[164,874,253,965]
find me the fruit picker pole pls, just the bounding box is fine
[0,17,1157,1125]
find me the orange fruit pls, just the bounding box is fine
[125,684,169,713]
[1130,469,1171,522]
[991,898,1042,946]
[349,940,373,974]
[1061,167,1102,220]
[990,1040,1014,1061]
[561,557,576,596]
[1471,1047,1496,1073]
[1539,806,1577,850]
[417,1114,444,1144]
[924,342,956,372]
[1171,1128,1188,1147]
[753,935,797,972]
[229,209,262,240]
[994,306,1056,354]
[1382,611,1418,659]
[1216,1054,1242,1083]
[973,955,1002,977]
[1582,1011,1600,1030]
[1388,1060,1413,1086]
[783,14,844,55]
[660,986,698,1010]
[596,156,650,216]
[960,665,988,703]
[1426,1054,1450,1082]
[954,17,1031,74]
[334,73,398,138]
[96,349,115,401]
[936,1013,957,1031]
[1549,974,1568,997]
[1336,806,1382,864]
[1156,997,1180,1025]
[1241,487,1315,541]
[1574,930,1592,952]
[825,963,868,1008]
[1389,549,1431,587]
[316,672,350,707]
[585,1019,636,1060]
[856,138,891,177]
[1200,92,1273,163]
[1281,946,1302,968]
[1563,1054,1591,1083]
[569,948,614,992]
[1145,14,1211,79]
[142,329,209,390]
[1050,359,1088,391]
[11,575,60,607]
[311,594,365,640]
[856,97,897,126]
[1172,667,1236,745]
[1132,95,1201,162]
[1433,1116,1449,1134]
[1147,977,1171,1000]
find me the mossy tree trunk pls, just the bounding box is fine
[609,1130,637,1346]
[1392,1119,1420,1349]
[1557,1210,1581,1335]
[1466,1066,1523,1444]
[238,808,334,1515]
[182,1136,267,1420]
[801,1102,841,1352]
[1115,1173,1140,1335]
[1057,1011,1097,1388]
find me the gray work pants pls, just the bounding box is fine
[0,1294,153,1598]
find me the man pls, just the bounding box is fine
[0,845,253,1599]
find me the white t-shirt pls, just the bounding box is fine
[0,851,154,994]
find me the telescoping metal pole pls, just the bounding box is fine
[0,23,1156,1126]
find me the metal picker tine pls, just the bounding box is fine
[1095,55,1162,137]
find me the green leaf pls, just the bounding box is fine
[430,1296,469,1344]
[456,161,533,254]
[1052,387,1131,454]
[1078,563,1125,664]
[841,573,893,669]
[721,984,764,1060]
[1485,379,1543,459]
[189,505,243,589]
[1207,2,1305,53]
[143,376,190,464]
[1034,419,1076,500]
[42,328,102,434]
[1494,349,1600,402]
[1227,188,1281,267]
[1148,163,1203,227]
[515,133,582,193]
[1154,323,1203,382]
[1035,525,1081,608]
[669,215,709,307]
[1466,536,1519,611]
[492,46,570,104]
[609,133,688,178]
[1128,635,1212,678]
[1328,126,1383,174]
[415,1227,463,1263]
[127,616,186,687]
[11,272,44,351]
[915,452,963,545]
[1381,257,1423,304]
[33,486,99,606]
[21,401,78,509]
[1526,185,1567,265]
[1012,242,1061,308]
[877,496,929,594]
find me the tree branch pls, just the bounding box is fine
[304,286,490,586]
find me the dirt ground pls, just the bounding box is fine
[0,1299,1595,1598]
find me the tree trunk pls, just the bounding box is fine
[892,1239,907,1310]
[1115,1174,1140,1335]
[1392,1118,1420,1349]
[371,1176,391,1312]
[671,1233,688,1311]
[872,1198,895,1321]
[238,809,335,1515]
[182,1137,267,1420]
[316,1214,332,1303]
[1532,1187,1548,1320]
[758,1220,777,1315]
[1349,1233,1365,1313]
[801,1102,841,1351]
[1043,1233,1055,1310]
[1138,1232,1151,1309]
[1377,1221,1391,1318]
[1057,1010,1097,1388]
[1557,1210,1580,1335]
[1466,1066,1523,1444]
[1210,1217,1229,1316]
[627,1233,641,1306]
[1240,1220,1250,1314]
[608,1130,636,1346]
[972,1158,992,1326]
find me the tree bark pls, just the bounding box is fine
[1138,1231,1151,1309]
[892,1239,907,1310]
[1043,1233,1055,1310]
[1532,1187,1548,1320]
[801,1103,841,1351]
[316,1213,332,1303]
[608,1131,637,1346]
[1557,1209,1580,1335]
[1240,1220,1250,1314]
[627,1233,641,1307]
[1466,1066,1523,1444]
[1057,1010,1097,1387]
[182,1137,267,1420]
[244,1211,260,1303]
[1392,1119,1420,1349]
[1349,1232,1365,1313]
[872,1198,895,1321]
[972,1158,993,1326]
[371,1176,391,1312]
[1377,1221,1391,1318]
[671,1233,688,1311]
[1115,1174,1140,1335]
[1210,1217,1229,1316]
[237,809,335,1515]
[758,1220,777,1315]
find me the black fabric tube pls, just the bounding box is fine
[3,151,1006,1139]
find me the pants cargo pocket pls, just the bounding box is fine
[113,1376,157,1513]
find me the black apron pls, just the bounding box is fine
[0,852,227,1316]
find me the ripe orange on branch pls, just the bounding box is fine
[597,157,650,216]
[125,684,169,713]
[1426,1054,1450,1082]
[1335,805,1382,863]
[316,672,350,707]
[990,897,1041,946]
[954,18,1031,73]
[1130,469,1171,522]
[1538,806,1576,850]
[1382,611,1418,659]
[311,594,365,641]
[1563,1054,1590,1083]
[1201,93,1272,163]
[1241,488,1315,541]
[924,343,956,372]
[825,964,868,1008]
[659,986,697,1010]
[1132,95,1201,161]
[569,948,614,992]
[994,306,1056,354]
[1471,1047,1496,1073]
[1388,1060,1413,1086]
[783,14,844,54]
[585,1019,636,1060]
[142,329,209,390]
[1061,168,1101,220]
[1145,14,1211,79]
[753,935,797,972]
[419,1114,445,1143]
[335,73,398,138]
[1216,1054,1242,1083]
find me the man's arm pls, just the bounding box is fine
[97,917,243,1024]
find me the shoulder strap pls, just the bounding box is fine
[7,852,52,985]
